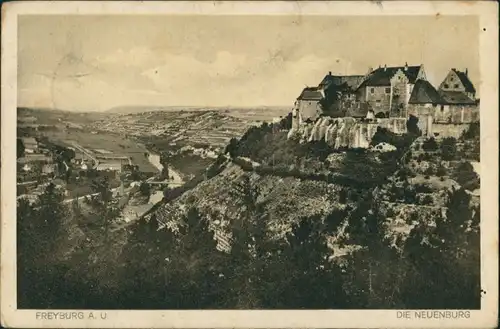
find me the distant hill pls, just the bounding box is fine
[105,105,291,114]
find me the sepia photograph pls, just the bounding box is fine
[1,1,498,328]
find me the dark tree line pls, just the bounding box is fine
[18,172,480,309]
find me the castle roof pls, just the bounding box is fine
[452,69,476,93]
[358,64,422,88]
[438,91,477,105]
[297,87,323,101]
[319,73,365,90]
[409,79,443,104]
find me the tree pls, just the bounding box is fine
[460,122,480,140]
[17,183,68,308]
[225,138,239,158]
[406,115,422,136]
[440,137,457,161]
[170,207,223,308]
[402,187,480,309]
[452,161,480,191]
[17,138,25,159]
[31,161,44,175]
[139,182,151,198]
[280,216,347,309]
[88,176,120,242]
[422,137,438,151]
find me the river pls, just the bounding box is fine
[146,152,185,204]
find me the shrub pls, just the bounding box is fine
[424,166,435,176]
[452,161,480,191]
[460,122,480,140]
[422,138,438,152]
[421,195,434,205]
[370,127,416,152]
[414,184,433,193]
[403,186,418,203]
[441,137,457,161]
[436,164,447,177]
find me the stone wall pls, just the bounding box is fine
[431,123,470,139]
[408,103,479,124]
[297,99,322,121]
[288,116,407,149]
[408,103,479,137]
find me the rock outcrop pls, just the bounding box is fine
[288,115,407,149]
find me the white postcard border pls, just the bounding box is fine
[1,1,498,328]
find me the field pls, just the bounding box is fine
[34,129,158,173]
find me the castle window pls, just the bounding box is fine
[370,88,375,94]
[454,84,459,88]
[385,87,390,93]
[444,84,449,88]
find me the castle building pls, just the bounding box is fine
[291,64,479,139]
[355,63,427,117]
[439,68,476,100]
[295,86,324,121]
[407,79,444,136]
[317,71,366,117]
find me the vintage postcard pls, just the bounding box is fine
[1,1,498,328]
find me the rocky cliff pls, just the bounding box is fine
[288,116,407,149]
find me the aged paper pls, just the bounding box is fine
[1,1,498,328]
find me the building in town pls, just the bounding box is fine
[96,162,123,172]
[21,137,39,154]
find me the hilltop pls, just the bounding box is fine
[146,117,479,251]
[144,119,480,309]
[105,105,290,115]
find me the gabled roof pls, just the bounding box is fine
[297,87,323,101]
[319,74,365,90]
[358,65,422,88]
[452,69,476,93]
[409,79,443,104]
[439,91,477,105]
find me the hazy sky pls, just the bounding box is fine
[18,15,479,112]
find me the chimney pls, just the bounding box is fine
[384,64,387,71]
[465,68,468,76]
[404,62,408,71]
[328,71,332,76]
